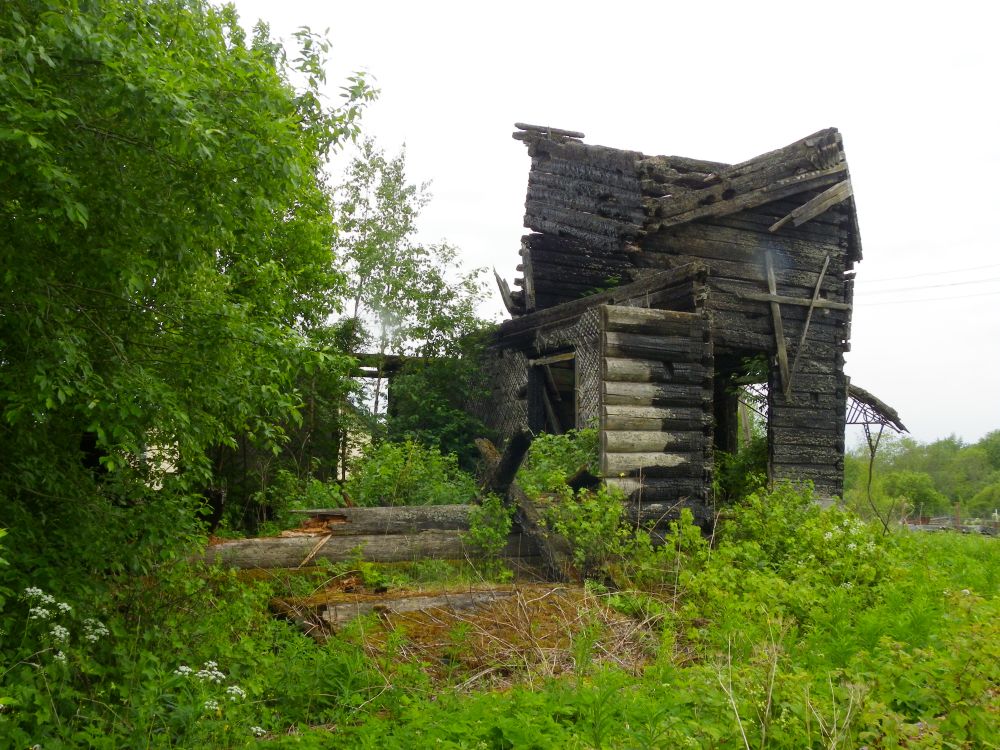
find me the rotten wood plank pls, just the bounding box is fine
[769,179,853,233]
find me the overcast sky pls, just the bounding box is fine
[232,0,999,445]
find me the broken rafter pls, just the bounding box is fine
[785,254,831,396]
[769,179,853,233]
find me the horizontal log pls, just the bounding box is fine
[603,452,703,478]
[771,443,843,464]
[639,251,847,297]
[604,381,710,408]
[604,332,708,360]
[602,305,704,336]
[288,504,473,535]
[604,430,705,453]
[604,415,712,432]
[651,165,848,228]
[498,264,708,339]
[201,531,535,569]
[526,182,647,224]
[603,357,708,385]
[609,478,708,502]
[736,290,851,312]
[641,223,845,274]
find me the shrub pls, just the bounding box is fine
[516,427,598,498]
[463,494,515,581]
[346,440,478,506]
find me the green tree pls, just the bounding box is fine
[0,0,373,578]
[880,470,948,516]
[332,139,489,467]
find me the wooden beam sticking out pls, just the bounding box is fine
[736,291,851,312]
[785,254,831,397]
[513,122,586,138]
[652,163,848,229]
[494,268,519,316]
[765,252,790,394]
[528,351,576,367]
[476,431,533,497]
[769,179,854,233]
[475,437,576,582]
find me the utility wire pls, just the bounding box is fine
[855,289,1000,306]
[858,262,1000,283]
[860,276,1000,295]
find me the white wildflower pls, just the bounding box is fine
[56,602,72,615]
[82,619,109,643]
[226,685,246,701]
[196,662,225,683]
[39,593,56,606]
[250,726,266,737]
[23,586,44,599]
[841,582,853,589]
[174,665,193,676]
[29,607,52,621]
[847,542,857,551]
[203,699,220,711]
[823,531,833,541]
[53,650,67,663]
[50,625,70,642]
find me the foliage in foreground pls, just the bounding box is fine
[1,483,997,748]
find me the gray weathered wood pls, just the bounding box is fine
[287,505,473,535]
[200,530,534,569]
[766,251,790,393]
[317,589,518,627]
[769,179,853,232]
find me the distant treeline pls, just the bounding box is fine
[844,430,1000,518]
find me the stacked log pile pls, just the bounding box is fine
[200,505,540,570]
[600,305,715,523]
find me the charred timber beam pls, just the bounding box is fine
[769,179,854,232]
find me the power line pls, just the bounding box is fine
[860,276,1000,295]
[858,262,1000,283]
[855,289,1000,306]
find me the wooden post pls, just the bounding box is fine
[765,252,790,394]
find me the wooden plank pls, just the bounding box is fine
[766,252,790,394]
[737,290,851,312]
[769,179,853,232]
[515,122,586,138]
[494,269,519,316]
[528,351,576,367]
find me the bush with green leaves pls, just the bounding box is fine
[345,440,479,506]
[463,494,515,581]
[516,427,599,498]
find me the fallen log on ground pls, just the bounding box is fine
[289,588,520,628]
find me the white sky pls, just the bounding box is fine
[232,0,1000,445]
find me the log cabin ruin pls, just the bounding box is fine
[482,124,905,526]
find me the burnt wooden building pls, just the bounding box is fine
[483,124,871,522]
